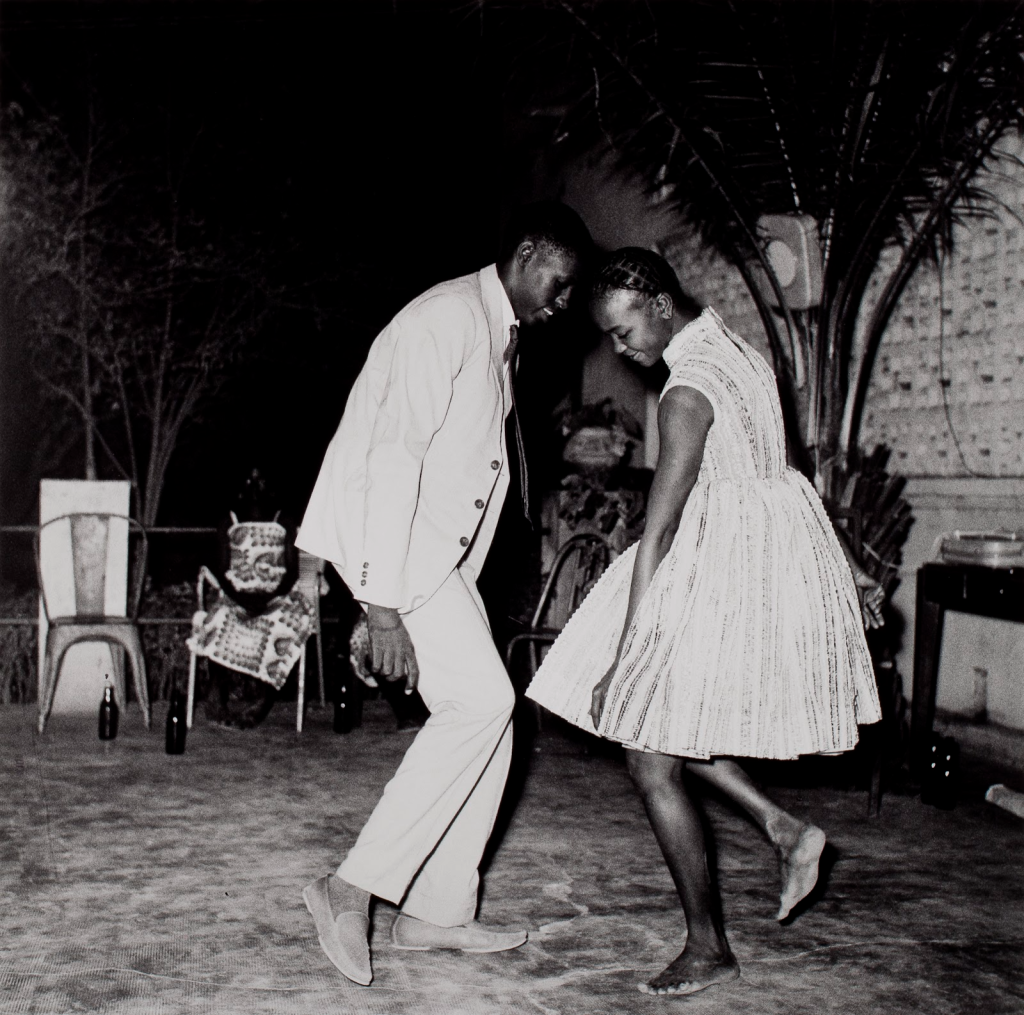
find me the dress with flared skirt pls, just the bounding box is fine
[526,308,881,759]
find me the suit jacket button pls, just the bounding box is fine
[459,536,469,547]
[475,499,485,509]
[490,460,499,470]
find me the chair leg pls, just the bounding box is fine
[526,646,546,732]
[37,631,62,734]
[868,752,883,817]
[120,629,150,729]
[186,651,197,729]
[315,627,325,708]
[506,634,549,734]
[108,645,128,713]
[866,724,884,816]
[297,649,306,733]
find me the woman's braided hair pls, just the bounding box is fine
[590,247,702,319]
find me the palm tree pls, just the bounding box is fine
[491,0,1024,508]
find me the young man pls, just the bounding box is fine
[297,202,591,986]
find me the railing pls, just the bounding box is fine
[1,525,214,629]
[0,524,341,628]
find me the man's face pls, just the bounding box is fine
[512,241,582,326]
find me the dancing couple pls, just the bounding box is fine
[297,204,882,995]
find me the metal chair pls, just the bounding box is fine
[35,513,150,733]
[505,533,611,691]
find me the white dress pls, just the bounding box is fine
[526,309,881,759]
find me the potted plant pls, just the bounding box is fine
[546,399,649,557]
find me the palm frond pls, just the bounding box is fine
[491,0,1024,494]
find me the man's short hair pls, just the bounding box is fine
[500,201,593,263]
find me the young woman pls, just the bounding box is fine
[527,248,882,997]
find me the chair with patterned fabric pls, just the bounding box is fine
[185,541,327,733]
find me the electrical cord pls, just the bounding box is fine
[937,251,989,477]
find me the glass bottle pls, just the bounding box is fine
[165,690,187,754]
[334,677,357,734]
[98,680,119,740]
[921,733,958,810]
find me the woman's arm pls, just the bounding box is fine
[591,384,714,726]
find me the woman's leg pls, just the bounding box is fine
[625,749,739,995]
[684,759,826,920]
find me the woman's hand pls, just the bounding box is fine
[852,570,885,630]
[587,387,713,733]
[590,663,617,729]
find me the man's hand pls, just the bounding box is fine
[366,605,419,694]
[589,662,617,729]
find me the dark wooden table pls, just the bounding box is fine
[912,562,1024,770]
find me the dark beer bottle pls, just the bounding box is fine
[335,675,362,733]
[98,680,119,740]
[165,690,187,754]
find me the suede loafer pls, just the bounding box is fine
[390,914,527,953]
[302,875,372,985]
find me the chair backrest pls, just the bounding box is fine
[224,518,288,595]
[35,513,148,621]
[295,550,324,595]
[531,533,611,632]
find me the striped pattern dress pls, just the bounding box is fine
[526,308,881,759]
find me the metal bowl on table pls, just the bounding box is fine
[939,531,1023,568]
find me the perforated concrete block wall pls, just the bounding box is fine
[572,131,1024,482]
[661,134,1024,481]
[661,229,773,366]
[859,132,1024,478]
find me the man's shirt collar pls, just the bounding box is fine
[482,263,518,341]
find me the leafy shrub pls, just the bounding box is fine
[0,590,37,703]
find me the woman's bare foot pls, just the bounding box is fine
[639,945,740,996]
[771,820,826,920]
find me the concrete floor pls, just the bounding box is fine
[2,699,1022,1015]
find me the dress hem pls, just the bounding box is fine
[528,696,873,760]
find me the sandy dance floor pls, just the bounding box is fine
[2,699,1022,1015]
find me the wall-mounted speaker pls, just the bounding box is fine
[752,212,823,310]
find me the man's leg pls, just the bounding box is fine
[397,569,513,926]
[337,566,515,921]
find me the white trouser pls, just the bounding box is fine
[337,564,515,927]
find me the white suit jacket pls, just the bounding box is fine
[296,265,512,613]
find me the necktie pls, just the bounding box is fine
[504,325,530,521]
